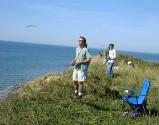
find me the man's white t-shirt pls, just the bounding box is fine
[108,49,117,63]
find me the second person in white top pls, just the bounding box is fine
[106,43,117,78]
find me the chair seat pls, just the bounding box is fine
[122,96,142,105]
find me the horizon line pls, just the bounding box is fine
[1,39,159,55]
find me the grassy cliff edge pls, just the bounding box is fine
[0,55,159,125]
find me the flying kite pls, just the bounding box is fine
[25,25,37,28]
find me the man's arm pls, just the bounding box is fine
[79,58,91,64]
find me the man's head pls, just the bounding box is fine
[109,43,114,50]
[78,36,87,48]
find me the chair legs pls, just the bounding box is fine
[130,104,148,115]
[122,102,148,117]
[140,105,149,115]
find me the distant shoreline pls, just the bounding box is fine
[1,40,159,55]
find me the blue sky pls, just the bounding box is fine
[0,0,159,53]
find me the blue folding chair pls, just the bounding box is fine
[122,80,151,114]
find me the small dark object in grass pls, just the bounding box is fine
[77,95,83,99]
[93,76,101,83]
[95,76,101,81]
[130,112,140,118]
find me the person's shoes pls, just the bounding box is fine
[77,93,83,99]
[74,90,78,96]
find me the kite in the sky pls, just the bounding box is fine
[26,25,37,28]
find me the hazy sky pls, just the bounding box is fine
[1,0,159,53]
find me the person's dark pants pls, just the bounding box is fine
[107,62,114,78]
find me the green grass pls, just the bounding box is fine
[0,55,159,125]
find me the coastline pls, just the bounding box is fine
[0,73,63,102]
[0,84,22,102]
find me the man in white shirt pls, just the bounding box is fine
[106,44,117,78]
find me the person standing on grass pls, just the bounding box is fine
[71,36,91,98]
[106,43,117,78]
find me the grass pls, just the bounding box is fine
[0,55,159,125]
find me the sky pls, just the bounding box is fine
[0,0,159,53]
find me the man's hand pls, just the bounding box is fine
[75,60,83,65]
[71,59,76,66]
[74,58,91,65]
[107,56,110,60]
[71,61,75,66]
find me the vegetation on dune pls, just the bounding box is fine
[0,55,159,125]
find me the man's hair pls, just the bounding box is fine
[80,36,87,47]
[109,43,114,48]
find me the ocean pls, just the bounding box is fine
[0,41,159,92]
